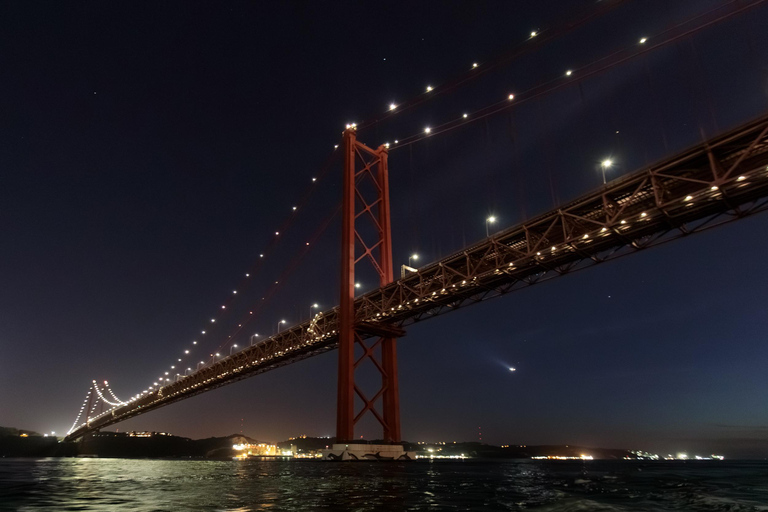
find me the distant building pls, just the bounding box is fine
[232,442,294,459]
[128,431,173,438]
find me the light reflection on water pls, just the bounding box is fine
[0,458,766,511]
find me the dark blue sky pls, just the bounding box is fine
[2,1,768,457]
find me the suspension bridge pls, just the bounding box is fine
[62,1,768,458]
[64,112,768,445]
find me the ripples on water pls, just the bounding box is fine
[0,458,766,511]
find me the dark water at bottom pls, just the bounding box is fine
[0,458,766,511]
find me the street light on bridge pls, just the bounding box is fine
[277,319,287,333]
[310,303,319,320]
[401,253,419,278]
[230,344,238,355]
[600,158,613,185]
[486,216,497,237]
[250,334,260,346]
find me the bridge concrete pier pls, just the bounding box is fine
[321,443,415,461]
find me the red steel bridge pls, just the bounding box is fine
[65,112,768,443]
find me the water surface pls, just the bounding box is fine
[1,458,766,511]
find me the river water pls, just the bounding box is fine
[0,458,766,511]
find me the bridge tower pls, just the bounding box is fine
[336,127,404,451]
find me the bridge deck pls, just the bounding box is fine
[66,113,768,441]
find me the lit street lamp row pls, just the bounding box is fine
[184,163,617,366]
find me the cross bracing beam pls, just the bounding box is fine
[65,112,768,442]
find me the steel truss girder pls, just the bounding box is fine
[65,113,768,442]
[357,114,768,326]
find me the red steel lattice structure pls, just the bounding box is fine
[66,113,768,442]
[338,127,401,443]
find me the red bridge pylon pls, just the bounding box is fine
[337,127,402,443]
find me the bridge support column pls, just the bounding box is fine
[337,127,402,444]
[377,148,401,443]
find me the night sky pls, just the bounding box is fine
[2,1,768,458]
